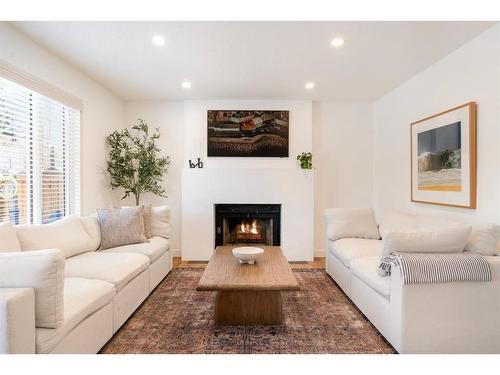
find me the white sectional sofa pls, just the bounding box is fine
[0,207,172,354]
[324,208,500,354]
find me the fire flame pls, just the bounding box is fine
[240,219,259,234]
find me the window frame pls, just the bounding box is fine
[0,59,82,225]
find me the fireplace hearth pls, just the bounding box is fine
[214,204,281,247]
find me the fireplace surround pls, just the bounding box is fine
[182,168,313,261]
[214,204,281,247]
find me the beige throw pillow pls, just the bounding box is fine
[97,207,147,250]
[465,224,500,256]
[150,205,171,238]
[381,225,472,257]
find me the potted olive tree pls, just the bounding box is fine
[106,119,170,205]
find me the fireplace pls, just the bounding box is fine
[214,204,281,247]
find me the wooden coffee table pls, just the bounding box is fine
[196,245,300,325]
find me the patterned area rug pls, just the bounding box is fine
[100,268,395,354]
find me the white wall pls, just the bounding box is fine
[0,23,125,214]
[312,102,374,254]
[126,99,374,258]
[123,102,184,254]
[373,24,500,224]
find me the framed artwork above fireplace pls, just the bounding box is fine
[207,110,289,157]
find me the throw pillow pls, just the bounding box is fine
[142,204,153,238]
[324,208,380,241]
[15,215,95,258]
[0,249,65,328]
[0,222,21,252]
[80,213,102,251]
[150,205,171,238]
[415,214,461,230]
[97,206,148,250]
[381,225,472,258]
[378,209,418,238]
[122,204,153,238]
[465,224,500,256]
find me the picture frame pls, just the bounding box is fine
[207,110,289,157]
[410,102,476,208]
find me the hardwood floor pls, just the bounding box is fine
[172,256,325,270]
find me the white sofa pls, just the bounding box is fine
[324,208,500,354]
[0,207,172,354]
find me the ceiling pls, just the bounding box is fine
[11,21,496,102]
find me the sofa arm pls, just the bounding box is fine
[0,288,35,354]
[389,256,500,353]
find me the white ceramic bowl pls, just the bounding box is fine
[232,246,265,264]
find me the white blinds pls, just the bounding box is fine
[0,75,80,225]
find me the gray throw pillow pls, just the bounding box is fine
[122,204,153,238]
[97,207,148,250]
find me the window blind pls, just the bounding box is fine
[0,74,80,225]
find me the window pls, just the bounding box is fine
[0,74,80,225]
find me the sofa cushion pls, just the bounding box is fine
[80,214,101,251]
[0,249,65,328]
[64,252,150,291]
[350,256,391,299]
[16,216,95,258]
[465,224,500,256]
[381,225,472,257]
[97,207,148,250]
[415,214,461,229]
[151,206,171,238]
[103,236,169,263]
[35,277,115,354]
[378,210,419,238]
[324,208,380,241]
[0,222,21,252]
[328,238,382,268]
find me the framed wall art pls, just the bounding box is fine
[207,110,289,157]
[410,102,476,208]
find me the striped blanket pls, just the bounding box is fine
[378,252,492,284]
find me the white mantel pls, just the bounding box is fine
[181,168,314,261]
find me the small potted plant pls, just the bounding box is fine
[297,152,313,170]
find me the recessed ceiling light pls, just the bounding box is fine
[181,81,192,89]
[331,37,344,47]
[151,34,166,46]
[304,82,315,90]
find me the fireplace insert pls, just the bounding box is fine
[214,204,281,247]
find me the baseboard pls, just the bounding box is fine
[173,248,323,259]
[314,248,325,258]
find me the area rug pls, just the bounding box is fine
[100,268,395,354]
